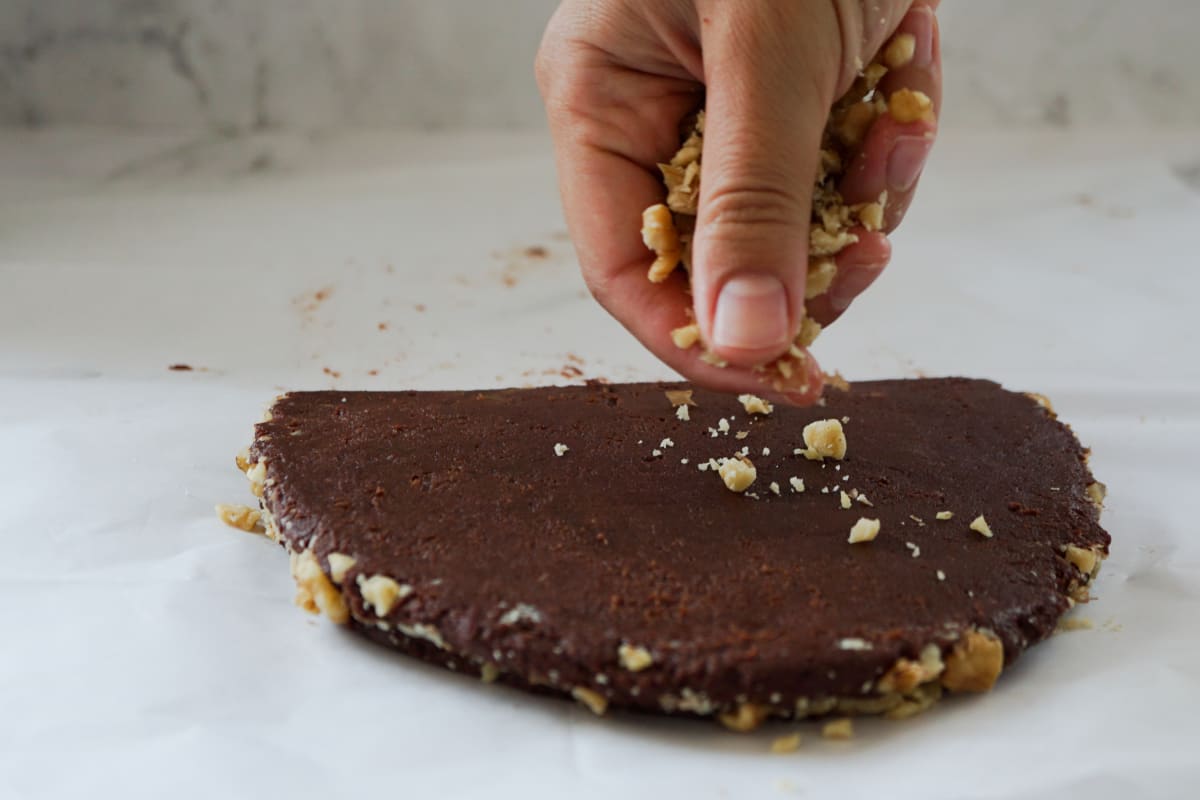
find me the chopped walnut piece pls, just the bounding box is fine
[642,204,681,282]
[802,418,848,460]
[883,32,917,68]
[572,687,609,716]
[796,316,823,348]
[941,630,1004,692]
[805,259,838,299]
[738,394,774,415]
[718,703,770,732]
[618,643,654,672]
[234,448,251,473]
[718,457,757,492]
[670,323,701,350]
[821,718,854,740]
[245,459,268,498]
[676,405,690,421]
[969,515,994,538]
[290,550,349,625]
[357,574,412,617]
[1086,482,1107,509]
[848,517,881,544]
[855,198,886,232]
[789,476,806,493]
[480,663,501,684]
[888,88,935,124]
[884,682,943,720]
[215,503,262,533]
[1026,392,1056,414]
[553,443,569,457]
[769,481,781,495]
[326,552,356,584]
[770,733,802,754]
[1063,544,1102,577]
[878,644,945,694]
[935,511,953,521]
[839,491,852,510]
[665,389,696,407]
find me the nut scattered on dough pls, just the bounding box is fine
[718,703,770,732]
[572,686,609,716]
[553,443,569,457]
[802,419,848,461]
[665,389,696,407]
[935,511,953,521]
[848,517,881,544]
[718,457,757,492]
[883,32,917,68]
[290,550,349,625]
[789,476,806,493]
[770,733,802,754]
[326,552,356,584]
[215,503,262,533]
[821,718,854,740]
[1063,544,1101,576]
[941,630,1004,692]
[888,88,935,124]
[969,515,994,538]
[738,394,774,415]
[357,574,412,617]
[675,405,690,421]
[840,491,852,510]
[618,643,654,672]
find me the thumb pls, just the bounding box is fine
[690,6,842,368]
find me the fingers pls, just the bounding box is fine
[689,5,842,369]
[838,2,942,230]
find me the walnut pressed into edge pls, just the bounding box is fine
[941,630,1004,692]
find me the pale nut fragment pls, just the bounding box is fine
[665,389,696,407]
[883,32,917,69]
[848,517,881,544]
[935,511,953,521]
[290,550,349,625]
[245,459,268,498]
[969,515,994,538]
[326,552,356,584]
[770,733,802,754]
[810,228,860,257]
[215,503,262,533]
[802,418,848,460]
[572,686,609,716]
[856,199,885,232]
[884,682,944,720]
[618,643,654,672]
[356,573,412,617]
[1086,481,1107,509]
[1063,544,1102,577]
[718,703,770,732]
[1026,392,1056,415]
[888,88,936,124]
[642,204,681,283]
[671,323,701,350]
[877,644,945,694]
[796,316,823,348]
[235,448,251,473]
[718,457,757,493]
[821,718,854,740]
[941,630,1004,692]
[801,260,840,299]
[738,394,774,415]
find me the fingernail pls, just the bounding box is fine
[887,135,933,193]
[909,7,934,70]
[712,273,789,352]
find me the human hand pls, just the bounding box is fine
[537,0,941,403]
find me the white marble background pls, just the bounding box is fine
[1,0,1198,131]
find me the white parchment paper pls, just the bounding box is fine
[1,128,1198,799]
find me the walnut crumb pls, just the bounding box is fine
[1063,544,1101,576]
[357,574,412,617]
[848,518,881,544]
[883,32,916,68]
[642,204,681,282]
[572,686,609,716]
[839,491,852,510]
[618,643,654,672]
[326,552,356,584]
[215,503,262,533]
[821,718,854,740]
[553,443,569,457]
[802,419,848,461]
[665,389,696,407]
[718,457,757,492]
[935,511,953,521]
[789,476,806,493]
[888,88,935,124]
[676,404,691,421]
[941,630,1004,692]
[670,323,701,350]
[290,550,349,625]
[769,481,781,495]
[969,515,993,538]
[718,703,770,732]
[1086,481,1107,509]
[738,393,774,415]
[770,733,802,754]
